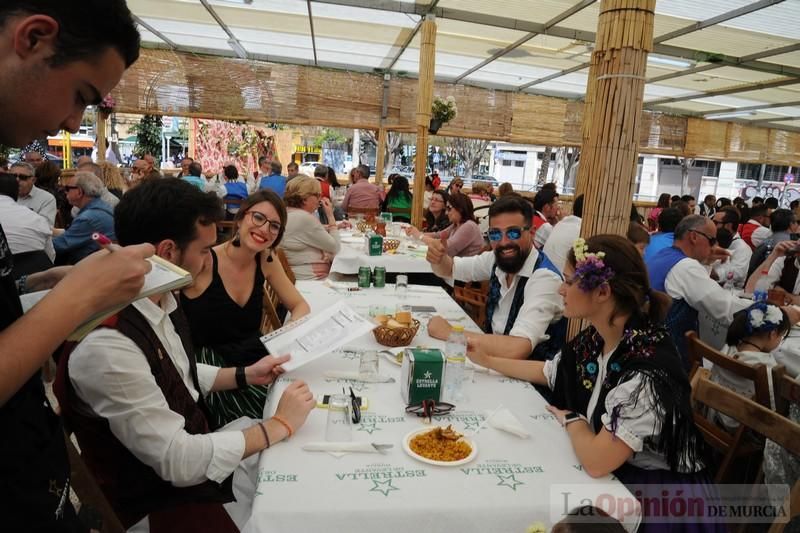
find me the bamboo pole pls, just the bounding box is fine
[568,0,655,340]
[412,15,437,228]
[97,114,107,163]
[188,118,197,159]
[375,127,387,186]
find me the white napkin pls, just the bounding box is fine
[323,370,395,383]
[487,407,530,439]
[303,442,380,454]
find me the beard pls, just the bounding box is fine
[494,243,530,274]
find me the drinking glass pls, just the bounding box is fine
[325,394,353,442]
[359,350,380,379]
[395,274,408,299]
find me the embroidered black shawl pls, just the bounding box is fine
[551,314,707,473]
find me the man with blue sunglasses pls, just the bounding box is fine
[426,196,565,363]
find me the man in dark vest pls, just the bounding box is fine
[0,3,156,531]
[55,179,316,532]
[426,195,565,361]
[648,215,751,367]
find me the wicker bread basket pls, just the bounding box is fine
[372,319,421,347]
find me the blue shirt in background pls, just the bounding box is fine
[259,173,286,198]
[643,231,675,265]
[182,175,205,190]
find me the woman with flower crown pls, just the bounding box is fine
[468,235,722,532]
[711,302,789,431]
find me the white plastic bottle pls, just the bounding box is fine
[753,271,771,302]
[722,271,736,292]
[444,324,467,403]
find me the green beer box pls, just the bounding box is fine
[363,234,383,256]
[401,348,445,404]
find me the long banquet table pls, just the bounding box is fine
[329,231,434,275]
[243,280,640,533]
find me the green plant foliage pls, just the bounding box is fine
[431,96,457,123]
[130,114,163,159]
[313,128,346,147]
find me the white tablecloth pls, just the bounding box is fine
[330,232,433,275]
[243,281,640,533]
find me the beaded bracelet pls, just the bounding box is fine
[258,423,270,450]
[271,415,294,438]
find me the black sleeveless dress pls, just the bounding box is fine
[181,249,270,427]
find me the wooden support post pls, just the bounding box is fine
[97,114,107,163]
[375,127,387,185]
[412,15,437,228]
[576,0,655,238]
[63,131,72,169]
[569,0,655,340]
[188,118,197,159]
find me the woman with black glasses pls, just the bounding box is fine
[182,190,310,427]
[407,192,483,258]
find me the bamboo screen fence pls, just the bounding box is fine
[112,49,800,165]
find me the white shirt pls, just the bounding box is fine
[69,293,246,488]
[665,257,751,323]
[534,222,553,249]
[764,256,800,294]
[17,185,56,225]
[204,178,227,199]
[452,248,564,348]
[0,195,54,260]
[542,215,581,274]
[752,226,772,248]
[712,234,752,289]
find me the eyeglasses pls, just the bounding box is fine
[689,229,717,247]
[487,226,530,242]
[347,387,361,424]
[405,400,455,421]
[1,172,33,180]
[60,185,80,192]
[247,211,282,233]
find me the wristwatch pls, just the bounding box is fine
[561,412,584,427]
[235,366,248,389]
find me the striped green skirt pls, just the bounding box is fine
[196,346,269,428]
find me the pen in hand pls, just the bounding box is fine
[92,232,120,252]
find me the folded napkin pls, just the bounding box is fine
[487,407,530,439]
[303,442,382,453]
[323,370,395,383]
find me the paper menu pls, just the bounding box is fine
[260,301,376,371]
[19,255,192,340]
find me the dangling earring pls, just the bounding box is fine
[232,231,241,247]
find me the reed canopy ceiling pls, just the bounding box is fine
[118,0,800,163]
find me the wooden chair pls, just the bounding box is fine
[773,366,800,417]
[260,284,282,334]
[216,198,245,242]
[692,370,800,533]
[686,331,772,483]
[453,281,489,331]
[275,247,295,284]
[686,331,772,403]
[64,432,126,533]
[346,206,379,219]
[388,206,411,221]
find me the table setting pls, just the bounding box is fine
[242,280,640,533]
[330,222,433,275]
